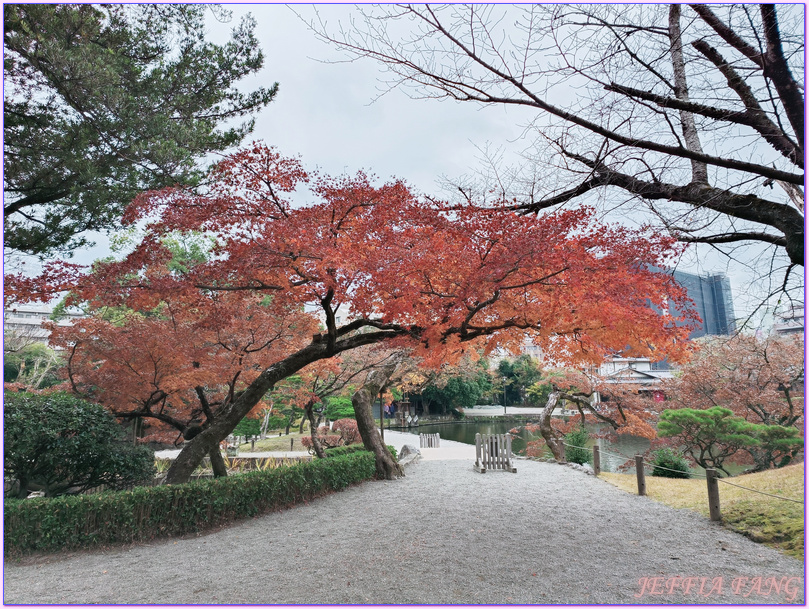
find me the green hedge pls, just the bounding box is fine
[5,451,376,556]
[324,444,398,460]
[323,444,367,458]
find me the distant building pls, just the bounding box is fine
[660,267,736,339]
[519,339,544,362]
[597,357,673,384]
[308,302,355,333]
[3,304,83,351]
[485,337,545,371]
[592,269,738,377]
[772,306,804,336]
[512,269,737,370]
[595,356,669,401]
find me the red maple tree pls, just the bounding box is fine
[517,368,668,462]
[49,293,317,475]
[8,143,697,481]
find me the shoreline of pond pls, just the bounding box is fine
[385,417,652,473]
[385,417,747,477]
[386,414,544,428]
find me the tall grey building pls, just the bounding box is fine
[656,267,736,339]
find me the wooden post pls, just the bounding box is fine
[706,468,721,521]
[290,438,294,451]
[593,445,601,475]
[635,455,646,496]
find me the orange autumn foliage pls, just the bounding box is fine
[519,367,673,446]
[49,296,317,444]
[7,143,698,472]
[663,334,804,429]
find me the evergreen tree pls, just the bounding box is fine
[4,4,277,256]
[497,355,542,405]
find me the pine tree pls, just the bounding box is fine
[4,4,277,256]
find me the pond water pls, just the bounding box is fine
[391,419,651,473]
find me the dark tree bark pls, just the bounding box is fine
[538,388,621,463]
[304,398,326,459]
[163,322,410,484]
[539,392,565,462]
[15,477,27,499]
[352,367,404,480]
[209,448,228,478]
[315,4,805,280]
[163,306,519,484]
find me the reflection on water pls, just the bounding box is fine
[393,420,650,472]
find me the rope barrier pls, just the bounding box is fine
[643,461,707,478]
[557,441,803,500]
[558,440,709,477]
[716,478,805,504]
[556,440,803,506]
[561,440,637,463]
[559,441,639,464]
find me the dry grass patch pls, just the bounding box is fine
[600,463,804,560]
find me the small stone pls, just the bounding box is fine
[399,444,421,459]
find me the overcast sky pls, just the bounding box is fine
[63,4,798,327]
[215,5,528,193]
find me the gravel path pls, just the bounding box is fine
[4,439,803,605]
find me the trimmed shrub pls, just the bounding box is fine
[564,426,591,465]
[650,447,691,478]
[300,434,345,451]
[332,418,361,444]
[4,391,155,497]
[323,444,367,458]
[323,444,398,461]
[323,396,355,420]
[4,451,376,556]
[300,419,364,454]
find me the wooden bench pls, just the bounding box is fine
[474,433,517,473]
[419,433,440,448]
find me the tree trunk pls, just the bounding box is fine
[539,391,565,462]
[379,390,385,444]
[260,404,273,439]
[304,399,326,459]
[668,4,709,184]
[162,322,410,484]
[353,368,403,480]
[209,447,228,478]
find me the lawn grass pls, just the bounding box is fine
[236,430,310,452]
[600,462,804,560]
